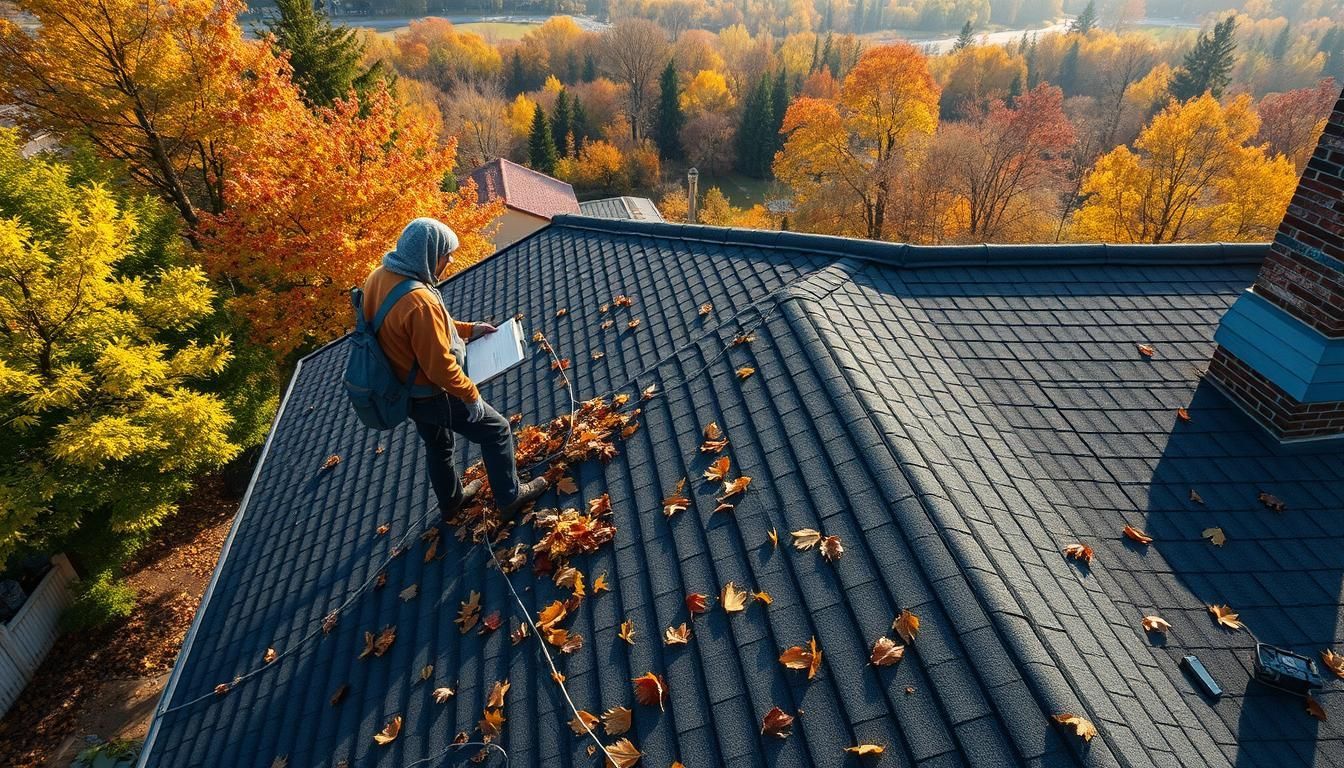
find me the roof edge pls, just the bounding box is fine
[549,215,1270,268]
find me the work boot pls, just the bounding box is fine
[441,478,484,522]
[499,477,549,520]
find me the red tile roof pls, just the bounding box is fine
[467,158,579,219]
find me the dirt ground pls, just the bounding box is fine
[0,476,238,768]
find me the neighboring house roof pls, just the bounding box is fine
[139,217,1344,768]
[469,158,580,220]
[579,196,664,222]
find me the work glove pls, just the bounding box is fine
[464,395,487,424]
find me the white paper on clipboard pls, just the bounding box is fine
[464,317,525,384]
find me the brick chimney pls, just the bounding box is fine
[1208,86,1344,440]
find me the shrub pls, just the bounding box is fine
[62,571,137,632]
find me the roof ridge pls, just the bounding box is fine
[550,215,1270,269]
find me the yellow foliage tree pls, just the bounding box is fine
[680,70,736,116]
[557,139,628,193]
[774,44,941,240]
[0,130,237,562]
[1072,94,1298,243]
[697,187,775,229]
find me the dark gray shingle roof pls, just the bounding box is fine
[139,217,1343,768]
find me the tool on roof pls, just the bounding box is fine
[1252,643,1325,697]
[1180,655,1222,699]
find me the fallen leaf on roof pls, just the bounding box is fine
[614,294,634,307]
[479,708,505,739]
[599,303,610,314]
[557,476,578,494]
[736,366,755,379]
[548,628,584,653]
[271,757,287,768]
[456,592,481,633]
[322,612,338,634]
[761,706,795,738]
[1176,407,1191,422]
[1189,488,1204,505]
[733,332,756,346]
[754,590,772,605]
[1141,615,1171,633]
[663,491,689,517]
[1320,649,1344,679]
[633,672,668,709]
[555,565,586,596]
[603,706,632,735]
[619,618,636,645]
[845,744,885,756]
[821,535,844,562]
[214,683,230,696]
[686,592,710,614]
[433,687,455,703]
[704,422,721,440]
[894,610,921,644]
[1208,604,1245,631]
[593,572,610,594]
[641,384,657,400]
[480,611,502,634]
[713,500,735,514]
[374,571,387,589]
[510,413,523,425]
[552,670,566,684]
[721,582,748,613]
[423,537,439,562]
[1063,543,1094,565]
[552,358,571,371]
[600,319,614,330]
[419,664,434,681]
[1307,696,1327,722]
[263,647,277,663]
[626,318,642,330]
[605,737,642,768]
[665,623,692,645]
[556,308,568,317]
[533,331,545,342]
[399,584,418,601]
[704,456,731,482]
[1202,527,1226,547]
[321,454,341,470]
[569,710,599,735]
[538,600,568,629]
[359,626,396,659]
[779,637,823,679]
[1258,492,1286,512]
[330,684,348,706]
[591,351,605,361]
[870,637,905,666]
[373,715,402,745]
[376,523,390,536]
[792,528,822,550]
[1052,713,1097,742]
[701,437,729,453]
[1123,525,1153,545]
[589,493,613,516]
[1137,343,1155,357]
[486,680,510,708]
[700,302,712,316]
[511,622,530,645]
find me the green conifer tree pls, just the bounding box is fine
[571,96,589,146]
[1270,24,1291,62]
[735,76,775,178]
[954,20,975,51]
[1058,39,1081,95]
[1069,1,1097,35]
[1169,15,1238,102]
[552,89,573,157]
[529,107,559,175]
[264,0,367,107]
[770,70,790,154]
[582,53,598,82]
[655,59,685,161]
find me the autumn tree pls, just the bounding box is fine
[939,84,1075,242]
[656,59,686,161]
[774,44,941,240]
[954,20,975,52]
[1169,15,1238,102]
[1256,80,1339,172]
[600,18,670,141]
[0,129,238,566]
[391,18,502,89]
[0,0,281,231]
[441,80,514,170]
[201,88,501,357]
[1072,93,1297,243]
[1071,1,1097,35]
[557,139,629,193]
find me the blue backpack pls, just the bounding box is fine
[343,279,433,430]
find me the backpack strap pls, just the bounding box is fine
[371,278,426,334]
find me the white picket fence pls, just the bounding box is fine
[0,554,77,717]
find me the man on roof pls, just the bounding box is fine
[362,217,548,519]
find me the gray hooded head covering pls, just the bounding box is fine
[382,217,460,284]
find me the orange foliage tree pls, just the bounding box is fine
[0,0,283,231]
[773,44,940,240]
[202,88,501,357]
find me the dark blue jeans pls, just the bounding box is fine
[409,393,521,511]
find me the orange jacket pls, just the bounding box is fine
[362,266,479,403]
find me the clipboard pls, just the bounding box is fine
[464,317,526,384]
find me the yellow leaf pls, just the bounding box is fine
[373,715,402,745]
[432,687,455,703]
[1202,527,1226,547]
[1052,713,1097,742]
[1208,604,1244,631]
[893,609,921,644]
[1321,648,1344,680]
[845,744,885,756]
[593,572,610,594]
[664,623,692,645]
[791,528,822,550]
[263,647,277,663]
[1141,615,1171,633]
[768,528,778,549]
[479,708,506,739]
[779,636,822,680]
[736,366,755,379]
[486,680,510,709]
[754,590,773,605]
[721,582,748,613]
[619,618,637,645]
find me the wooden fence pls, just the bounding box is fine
[0,554,77,717]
